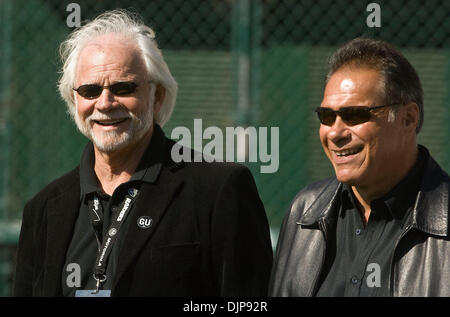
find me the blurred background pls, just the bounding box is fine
[0,0,448,296]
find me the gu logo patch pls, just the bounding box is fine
[137,216,153,229]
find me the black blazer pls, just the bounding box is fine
[13,132,273,296]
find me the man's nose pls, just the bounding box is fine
[327,115,351,144]
[95,88,116,111]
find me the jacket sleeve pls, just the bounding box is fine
[211,166,273,296]
[13,202,36,296]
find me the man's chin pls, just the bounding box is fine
[93,139,130,153]
[90,127,151,154]
[90,132,133,153]
[335,170,361,186]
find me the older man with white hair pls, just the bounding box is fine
[13,10,272,297]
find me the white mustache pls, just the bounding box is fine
[87,111,132,122]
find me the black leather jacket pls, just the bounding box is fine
[270,146,450,296]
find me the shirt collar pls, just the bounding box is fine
[129,124,165,183]
[79,124,166,200]
[79,142,98,199]
[339,183,357,217]
[373,146,425,223]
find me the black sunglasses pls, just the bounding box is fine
[73,81,140,99]
[315,103,398,126]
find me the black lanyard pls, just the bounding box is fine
[88,187,139,291]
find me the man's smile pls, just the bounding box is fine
[332,146,363,157]
[92,118,129,127]
[331,146,364,164]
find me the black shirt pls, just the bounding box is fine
[62,126,165,296]
[316,147,425,296]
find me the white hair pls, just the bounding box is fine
[58,9,178,127]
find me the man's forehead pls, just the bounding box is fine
[84,33,135,48]
[327,67,382,86]
[339,78,355,91]
[78,34,138,58]
[323,67,384,104]
[75,35,145,82]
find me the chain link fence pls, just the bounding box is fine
[0,0,449,296]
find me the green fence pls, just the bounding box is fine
[0,0,449,296]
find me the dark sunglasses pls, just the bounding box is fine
[73,81,139,99]
[315,103,398,126]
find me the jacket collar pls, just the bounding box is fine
[296,178,341,226]
[409,145,449,236]
[297,145,449,237]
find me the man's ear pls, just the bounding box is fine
[401,102,419,133]
[153,84,166,117]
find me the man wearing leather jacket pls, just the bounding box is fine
[269,38,450,296]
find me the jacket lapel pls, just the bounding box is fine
[113,167,183,289]
[43,184,80,296]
